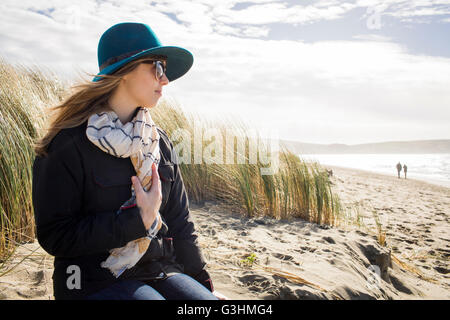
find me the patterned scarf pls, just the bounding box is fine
[86,106,167,278]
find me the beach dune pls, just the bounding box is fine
[0,166,448,299]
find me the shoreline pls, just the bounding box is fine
[323,164,450,189]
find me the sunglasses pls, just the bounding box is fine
[152,60,167,81]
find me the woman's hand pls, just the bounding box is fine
[212,290,228,300]
[131,162,162,230]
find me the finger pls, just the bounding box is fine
[150,163,162,194]
[131,176,143,195]
[151,162,160,186]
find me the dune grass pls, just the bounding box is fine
[0,57,343,261]
[152,104,344,224]
[0,57,68,260]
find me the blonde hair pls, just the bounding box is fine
[33,55,166,157]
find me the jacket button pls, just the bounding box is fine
[159,272,164,277]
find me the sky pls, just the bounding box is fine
[0,0,449,145]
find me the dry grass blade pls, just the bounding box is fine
[391,254,438,284]
[208,261,342,299]
[0,245,41,278]
[252,263,342,300]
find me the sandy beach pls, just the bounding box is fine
[1,166,448,300]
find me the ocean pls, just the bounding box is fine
[300,153,450,188]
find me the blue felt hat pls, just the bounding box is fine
[93,22,193,82]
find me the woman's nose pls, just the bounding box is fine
[160,73,169,86]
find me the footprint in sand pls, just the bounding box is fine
[32,270,45,286]
[272,253,294,261]
[355,230,369,237]
[433,266,449,274]
[16,288,48,299]
[322,236,336,244]
[436,248,450,258]
[417,223,426,227]
[237,274,274,291]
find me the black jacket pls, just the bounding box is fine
[32,119,213,299]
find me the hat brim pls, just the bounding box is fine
[92,46,193,82]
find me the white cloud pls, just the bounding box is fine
[352,34,393,41]
[357,0,450,21]
[0,0,449,144]
[212,1,358,25]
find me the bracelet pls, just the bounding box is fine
[146,213,161,239]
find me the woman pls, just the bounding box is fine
[32,22,226,300]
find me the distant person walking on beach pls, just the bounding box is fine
[396,162,402,178]
[403,164,407,179]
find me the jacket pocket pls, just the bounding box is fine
[158,163,175,182]
[90,169,133,212]
[92,168,131,188]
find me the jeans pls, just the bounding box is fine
[86,273,219,300]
